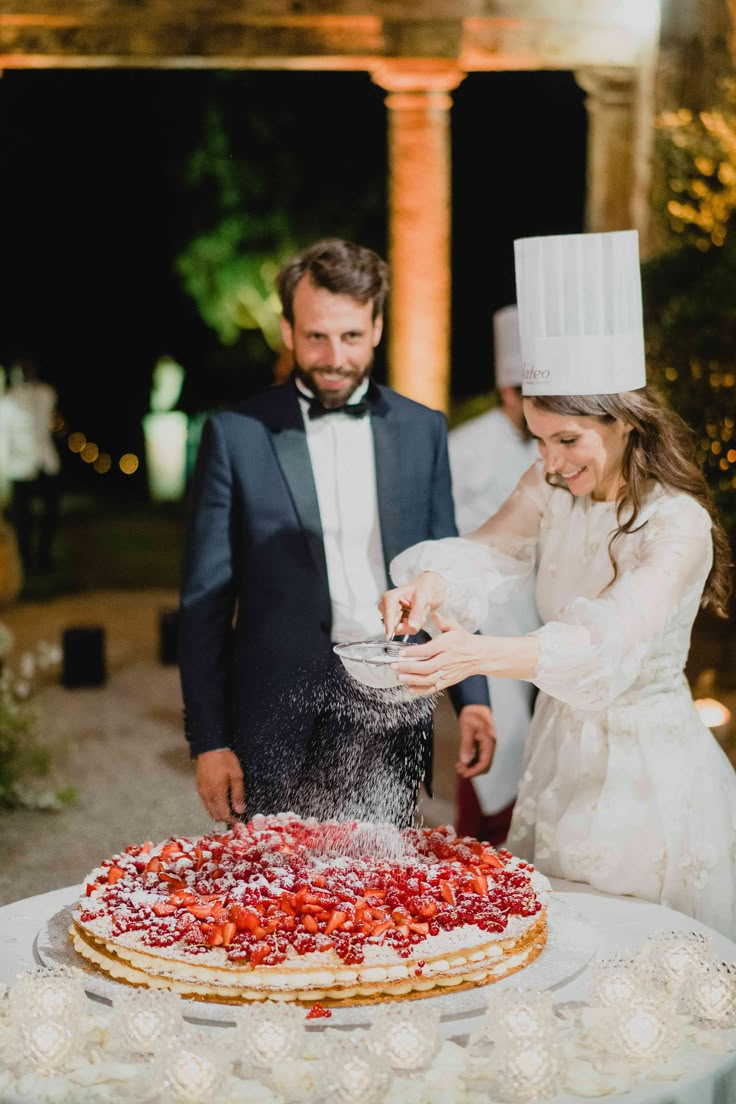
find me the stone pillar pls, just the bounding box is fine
[576,62,657,254]
[372,62,465,413]
[576,67,638,234]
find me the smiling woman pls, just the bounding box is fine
[378,229,736,939]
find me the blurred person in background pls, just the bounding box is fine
[5,357,61,573]
[449,306,540,844]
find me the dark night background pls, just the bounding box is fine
[0,69,586,498]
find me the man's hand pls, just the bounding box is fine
[196,749,245,823]
[456,705,496,780]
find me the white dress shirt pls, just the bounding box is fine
[296,378,387,643]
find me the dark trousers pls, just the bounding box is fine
[242,652,433,828]
[11,473,59,571]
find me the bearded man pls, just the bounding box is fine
[179,239,494,827]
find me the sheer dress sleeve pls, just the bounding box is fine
[390,461,547,630]
[531,494,713,710]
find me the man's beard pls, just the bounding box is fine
[293,355,373,409]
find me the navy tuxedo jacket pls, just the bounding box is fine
[179,378,490,788]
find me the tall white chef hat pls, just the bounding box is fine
[493,305,523,389]
[513,229,646,396]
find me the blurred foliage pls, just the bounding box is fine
[176,78,386,353]
[0,634,74,811]
[655,79,736,251]
[643,79,736,533]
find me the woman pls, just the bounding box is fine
[380,231,736,938]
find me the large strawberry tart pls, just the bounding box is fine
[71,814,549,1005]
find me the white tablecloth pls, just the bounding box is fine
[1,880,735,1103]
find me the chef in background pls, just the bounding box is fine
[448,305,540,843]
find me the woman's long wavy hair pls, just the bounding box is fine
[528,388,732,617]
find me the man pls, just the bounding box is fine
[448,304,540,844]
[179,238,494,826]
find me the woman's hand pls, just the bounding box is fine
[392,612,490,694]
[378,571,447,638]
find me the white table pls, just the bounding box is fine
[1,881,735,1103]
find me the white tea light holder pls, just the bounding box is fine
[683,959,736,1028]
[486,1034,563,1102]
[639,929,712,994]
[113,986,182,1055]
[325,1036,393,1104]
[483,987,560,1042]
[154,1031,230,1104]
[588,953,654,1008]
[8,966,86,1025]
[610,998,677,1064]
[22,1017,78,1075]
[235,1001,305,1068]
[368,1004,440,1071]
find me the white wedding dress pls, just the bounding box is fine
[392,460,736,938]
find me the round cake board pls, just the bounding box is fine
[35,894,598,1034]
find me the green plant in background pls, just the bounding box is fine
[175,79,385,362]
[0,630,73,811]
[642,80,736,533]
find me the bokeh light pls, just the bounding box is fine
[119,453,139,475]
[68,432,86,453]
[93,453,112,474]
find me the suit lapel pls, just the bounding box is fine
[371,387,404,571]
[268,383,329,587]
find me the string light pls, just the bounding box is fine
[119,453,139,475]
[54,419,140,477]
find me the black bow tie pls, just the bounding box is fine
[307,398,370,420]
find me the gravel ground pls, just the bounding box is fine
[0,590,458,905]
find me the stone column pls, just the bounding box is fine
[372,62,465,413]
[576,63,657,254]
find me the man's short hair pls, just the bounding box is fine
[276,239,390,325]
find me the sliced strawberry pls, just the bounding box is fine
[303,915,319,934]
[440,880,456,905]
[472,874,488,896]
[250,942,271,965]
[220,922,237,947]
[158,872,185,887]
[107,866,125,885]
[408,921,429,935]
[231,906,260,933]
[480,851,504,869]
[160,843,184,859]
[293,887,308,910]
[187,903,215,919]
[207,927,224,947]
[325,909,347,935]
[85,882,98,897]
[145,858,162,874]
[414,899,437,918]
[254,920,280,939]
[153,900,177,917]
